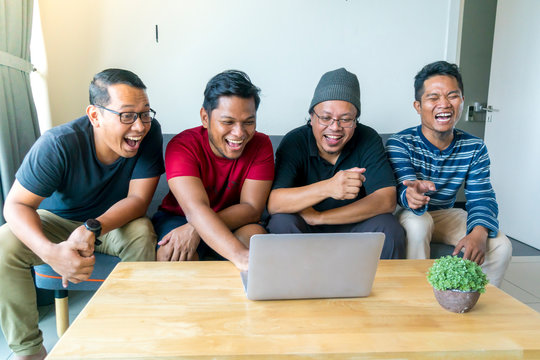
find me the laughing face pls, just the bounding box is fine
[310,100,357,164]
[87,83,151,165]
[415,75,464,148]
[201,95,257,160]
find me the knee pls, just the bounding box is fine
[0,224,36,279]
[351,214,406,259]
[0,224,26,269]
[377,214,406,259]
[234,224,266,247]
[266,213,307,233]
[119,217,157,252]
[400,211,434,243]
[490,232,513,262]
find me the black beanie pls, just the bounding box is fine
[309,68,361,116]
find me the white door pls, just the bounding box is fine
[484,0,540,249]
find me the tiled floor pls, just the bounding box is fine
[2,254,540,359]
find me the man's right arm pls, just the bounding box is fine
[165,176,249,271]
[4,180,95,286]
[385,135,431,214]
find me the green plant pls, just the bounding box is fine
[427,255,488,293]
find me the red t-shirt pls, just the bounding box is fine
[160,126,274,216]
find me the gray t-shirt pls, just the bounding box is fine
[16,116,164,221]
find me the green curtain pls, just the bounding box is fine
[0,0,40,224]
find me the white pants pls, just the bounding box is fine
[398,208,512,287]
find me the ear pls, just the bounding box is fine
[200,107,210,129]
[87,105,101,127]
[413,100,422,115]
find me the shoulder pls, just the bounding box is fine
[251,131,271,144]
[353,123,383,144]
[454,129,487,152]
[242,132,274,160]
[280,124,310,147]
[168,126,204,148]
[38,116,91,151]
[388,126,418,143]
[454,128,484,146]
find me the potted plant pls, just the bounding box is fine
[427,255,488,313]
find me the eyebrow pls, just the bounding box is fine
[117,103,150,110]
[425,90,461,97]
[220,115,256,121]
[320,111,355,117]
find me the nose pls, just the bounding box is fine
[439,96,451,107]
[130,116,146,131]
[329,118,343,130]
[231,122,246,137]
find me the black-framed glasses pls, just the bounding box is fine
[96,104,156,124]
[312,110,355,128]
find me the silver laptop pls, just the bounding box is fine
[240,232,385,300]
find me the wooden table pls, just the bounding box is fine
[46,260,540,359]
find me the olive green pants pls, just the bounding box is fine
[0,210,156,356]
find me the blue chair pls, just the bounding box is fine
[33,252,121,336]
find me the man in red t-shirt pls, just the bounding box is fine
[152,70,274,271]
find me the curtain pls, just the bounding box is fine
[0,0,39,224]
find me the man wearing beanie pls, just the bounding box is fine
[266,68,405,259]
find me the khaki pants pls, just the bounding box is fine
[0,210,156,356]
[397,208,512,287]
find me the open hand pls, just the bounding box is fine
[157,223,200,261]
[453,226,488,265]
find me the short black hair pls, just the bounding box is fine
[202,70,261,113]
[89,68,146,106]
[414,61,464,101]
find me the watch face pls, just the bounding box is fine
[86,219,101,230]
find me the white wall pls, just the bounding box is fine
[35,0,461,135]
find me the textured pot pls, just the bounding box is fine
[433,288,480,313]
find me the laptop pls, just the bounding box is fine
[240,232,385,300]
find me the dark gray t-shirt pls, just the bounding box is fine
[16,116,165,221]
[272,123,396,212]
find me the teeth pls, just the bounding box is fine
[125,136,142,141]
[436,113,451,117]
[326,135,341,139]
[227,139,243,144]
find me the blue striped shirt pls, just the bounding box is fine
[385,126,499,237]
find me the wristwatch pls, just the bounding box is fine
[84,219,102,245]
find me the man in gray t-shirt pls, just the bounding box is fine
[0,69,164,359]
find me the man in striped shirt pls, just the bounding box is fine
[386,61,511,286]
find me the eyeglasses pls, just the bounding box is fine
[96,105,156,124]
[312,111,355,128]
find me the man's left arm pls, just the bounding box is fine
[217,178,273,230]
[299,186,396,226]
[95,176,159,235]
[453,143,499,265]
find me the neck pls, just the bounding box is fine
[93,128,120,165]
[421,127,454,151]
[318,149,340,165]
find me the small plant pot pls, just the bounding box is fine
[433,288,480,313]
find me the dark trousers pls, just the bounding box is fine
[151,210,225,260]
[266,213,405,259]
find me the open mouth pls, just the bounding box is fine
[226,138,244,150]
[323,134,344,146]
[435,112,452,123]
[124,135,143,149]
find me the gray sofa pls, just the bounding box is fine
[149,133,455,259]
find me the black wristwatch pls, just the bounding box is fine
[84,219,102,245]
